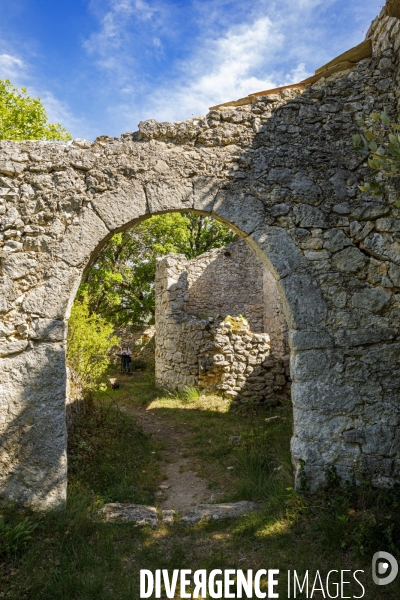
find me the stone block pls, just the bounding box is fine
[292,381,361,413]
[193,177,220,213]
[30,319,66,342]
[180,502,259,525]
[57,206,109,267]
[279,273,327,329]
[333,247,368,273]
[351,287,391,313]
[289,330,333,350]
[0,338,28,357]
[249,226,303,279]
[343,429,365,444]
[388,263,400,287]
[91,180,148,230]
[360,456,392,477]
[3,253,37,280]
[23,261,81,320]
[362,232,400,264]
[334,327,396,347]
[100,503,158,527]
[362,425,395,456]
[291,349,330,381]
[212,191,265,235]
[293,205,329,228]
[146,180,193,213]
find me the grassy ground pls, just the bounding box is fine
[0,371,399,599]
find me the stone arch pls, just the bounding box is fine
[0,182,328,510]
[0,3,400,509]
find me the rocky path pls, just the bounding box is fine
[119,400,213,513]
[105,373,265,527]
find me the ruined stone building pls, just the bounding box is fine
[155,240,290,402]
[0,1,400,508]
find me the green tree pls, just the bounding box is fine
[79,212,235,327]
[352,109,400,204]
[67,292,120,391]
[0,79,72,141]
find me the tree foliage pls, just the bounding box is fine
[0,79,72,142]
[79,212,235,327]
[352,110,400,204]
[67,293,120,391]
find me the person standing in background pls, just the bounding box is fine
[121,345,132,374]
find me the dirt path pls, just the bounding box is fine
[119,398,214,512]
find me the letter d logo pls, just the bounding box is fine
[372,552,398,585]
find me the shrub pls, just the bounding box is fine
[0,78,71,141]
[67,293,120,392]
[352,109,400,204]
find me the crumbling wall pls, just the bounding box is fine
[198,316,290,404]
[154,243,290,402]
[155,254,200,388]
[184,241,266,332]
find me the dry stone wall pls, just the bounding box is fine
[154,240,290,402]
[0,2,399,508]
[197,317,290,403]
[184,241,266,332]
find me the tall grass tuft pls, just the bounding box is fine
[232,426,293,501]
[0,517,38,557]
[168,386,202,404]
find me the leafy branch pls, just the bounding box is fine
[0,79,72,142]
[352,110,400,205]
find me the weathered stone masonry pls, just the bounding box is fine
[1,2,400,508]
[155,240,290,401]
[183,240,268,333]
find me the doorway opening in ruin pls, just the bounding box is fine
[65,209,293,512]
[66,211,291,419]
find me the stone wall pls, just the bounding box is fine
[197,316,290,404]
[155,240,290,401]
[263,269,288,357]
[184,240,266,332]
[0,2,400,507]
[155,254,199,388]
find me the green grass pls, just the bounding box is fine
[1,372,400,599]
[68,394,159,504]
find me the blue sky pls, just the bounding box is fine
[0,0,384,140]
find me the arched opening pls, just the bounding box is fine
[0,157,332,514]
[65,209,293,514]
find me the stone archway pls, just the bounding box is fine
[1,5,400,509]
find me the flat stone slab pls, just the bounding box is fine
[100,503,158,527]
[99,501,259,527]
[179,501,260,525]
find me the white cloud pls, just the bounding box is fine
[84,0,382,134]
[85,0,157,55]
[0,53,25,81]
[285,63,309,84]
[117,13,310,124]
